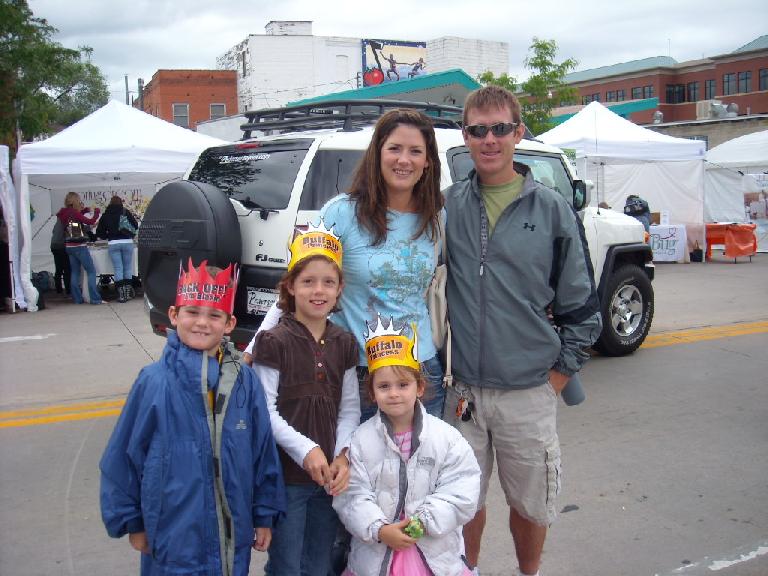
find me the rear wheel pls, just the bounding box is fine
[594,264,654,356]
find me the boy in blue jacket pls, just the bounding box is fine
[100,258,286,575]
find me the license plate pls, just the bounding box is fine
[246,287,278,315]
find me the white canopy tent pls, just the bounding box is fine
[540,102,707,258]
[705,130,768,251]
[12,100,225,309]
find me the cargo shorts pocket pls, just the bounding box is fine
[545,443,561,522]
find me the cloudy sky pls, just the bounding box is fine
[28,0,768,103]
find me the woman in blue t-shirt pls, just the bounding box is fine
[245,109,445,421]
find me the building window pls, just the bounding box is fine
[723,73,736,96]
[616,89,625,101]
[687,81,700,102]
[666,84,685,103]
[760,69,768,91]
[240,51,247,78]
[631,86,642,100]
[210,103,226,120]
[737,71,752,93]
[592,92,600,102]
[705,79,716,99]
[606,90,616,102]
[643,85,655,99]
[173,103,189,128]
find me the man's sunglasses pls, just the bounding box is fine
[464,122,519,138]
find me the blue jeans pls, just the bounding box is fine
[265,483,339,576]
[108,242,133,281]
[66,245,101,304]
[358,354,446,423]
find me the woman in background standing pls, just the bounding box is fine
[96,196,138,303]
[57,192,102,304]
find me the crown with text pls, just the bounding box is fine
[364,315,420,372]
[288,220,343,271]
[175,257,239,314]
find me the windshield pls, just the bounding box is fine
[188,139,312,209]
[447,148,574,203]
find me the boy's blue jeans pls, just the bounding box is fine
[265,483,339,576]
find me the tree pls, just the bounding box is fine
[0,0,109,153]
[519,38,578,136]
[478,38,577,136]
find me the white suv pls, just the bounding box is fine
[138,100,654,356]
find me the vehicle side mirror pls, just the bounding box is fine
[573,180,588,211]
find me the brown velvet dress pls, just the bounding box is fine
[252,314,358,484]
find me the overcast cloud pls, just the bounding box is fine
[27,0,768,103]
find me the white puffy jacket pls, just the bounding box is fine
[333,402,480,576]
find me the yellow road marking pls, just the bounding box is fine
[0,399,125,420]
[642,320,768,349]
[2,321,767,429]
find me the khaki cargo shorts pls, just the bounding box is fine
[444,380,561,526]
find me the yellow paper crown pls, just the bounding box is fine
[364,315,419,372]
[288,220,342,271]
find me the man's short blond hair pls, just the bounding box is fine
[463,85,522,126]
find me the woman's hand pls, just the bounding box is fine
[303,446,331,487]
[378,518,416,551]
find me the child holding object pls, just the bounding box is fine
[100,258,286,575]
[251,222,361,576]
[333,316,480,576]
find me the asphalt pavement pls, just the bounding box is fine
[1,253,766,575]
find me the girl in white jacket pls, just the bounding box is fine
[333,317,480,576]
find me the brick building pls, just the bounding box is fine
[562,35,768,125]
[135,70,237,130]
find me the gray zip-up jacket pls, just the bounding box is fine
[445,164,602,389]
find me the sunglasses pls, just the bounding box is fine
[464,122,519,138]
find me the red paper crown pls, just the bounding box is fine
[175,257,239,314]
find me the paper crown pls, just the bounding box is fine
[288,220,342,271]
[175,257,239,314]
[364,315,420,372]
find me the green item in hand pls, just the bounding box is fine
[403,516,424,539]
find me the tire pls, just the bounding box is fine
[137,180,241,315]
[594,264,654,356]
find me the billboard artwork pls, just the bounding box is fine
[361,39,427,87]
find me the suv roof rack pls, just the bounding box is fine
[240,99,463,139]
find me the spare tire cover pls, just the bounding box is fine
[138,180,241,313]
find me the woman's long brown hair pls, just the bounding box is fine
[348,109,442,246]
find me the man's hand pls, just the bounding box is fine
[548,369,570,395]
[328,451,350,496]
[303,446,332,487]
[253,527,272,551]
[128,531,150,554]
[379,518,416,551]
[242,351,254,366]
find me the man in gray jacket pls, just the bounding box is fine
[444,85,602,576]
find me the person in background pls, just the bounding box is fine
[50,212,71,296]
[96,196,138,303]
[57,192,102,305]
[443,85,602,576]
[623,194,651,232]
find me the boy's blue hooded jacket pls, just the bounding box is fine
[100,331,286,575]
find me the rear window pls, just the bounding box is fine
[447,147,574,202]
[300,149,363,210]
[188,139,312,209]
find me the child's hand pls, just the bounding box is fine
[378,518,416,551]
[328,452,350,496]
[253,527,272,551]
[303,446,332,487]
[128,531,150,554]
